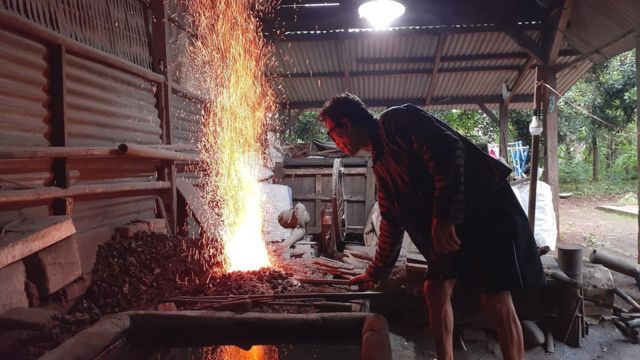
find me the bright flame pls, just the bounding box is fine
[358,0,406,29]
[189,0,276,272]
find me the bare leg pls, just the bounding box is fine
[424,279,457,360]
[480,291,524,360]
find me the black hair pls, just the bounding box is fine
[318,92,375,127]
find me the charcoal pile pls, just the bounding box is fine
[86,231,302,315]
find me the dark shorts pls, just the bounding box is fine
[423,182,545,293]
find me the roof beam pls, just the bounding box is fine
[502,24,545,64]
[268,23,543,43]
[337,39,351,91]
[355,50,579,65]
[426,33,447,105]
[506,56,536,103]
[477,103,500,126]
[543,0,574,65]
[273,64,522,79]
[281,94,534,109]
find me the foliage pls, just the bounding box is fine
[431,109,498,143]
[284,111,328,143]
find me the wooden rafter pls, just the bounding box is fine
[273,64,522,79]
[425,33,447,105]
[477,103,499,126]
[544,0,574,65]
[506,57,536,104]
[337,39,351,91]
[503,25,545,64]
[281,94,533,109]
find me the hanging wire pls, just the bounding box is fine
[536,80,639,136]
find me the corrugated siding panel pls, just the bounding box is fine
[284,77,343,103]
[171,92,203,145]
[0,29,53,190]
[1,0,152,69]
[65,54,162,146]
[349,34,438,72]
[0,28,49,146]
[72,196,157,233]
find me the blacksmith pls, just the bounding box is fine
[318,93,544,360]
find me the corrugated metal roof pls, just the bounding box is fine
[273,1,635,110]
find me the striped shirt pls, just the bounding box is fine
[366,104,512,281]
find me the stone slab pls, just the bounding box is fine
[0,261,28,314]
[33,236,82,294]
[73,227,114,275]
[596,204,638,217]
[0,216,76,270]
[0,306,57,331]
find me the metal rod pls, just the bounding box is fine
[165,291,383,303]
[0,145,200,161]
[296,278,353,286]
[0,182,171,205]
[590,249,640,286]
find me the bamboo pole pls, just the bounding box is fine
[0,182,171,205]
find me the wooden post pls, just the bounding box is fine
[150,0,177,233]
[529,67,544,230]
[636,3,640,264]
[48,43,71,218]
[499,101,509,160]
[543,68,560,229]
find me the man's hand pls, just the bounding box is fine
[350,272,376,290]
[431,219,461,254]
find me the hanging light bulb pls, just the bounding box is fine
[529,114,543,136]
[358,0,406,29]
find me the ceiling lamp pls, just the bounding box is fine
[358,0,406,29]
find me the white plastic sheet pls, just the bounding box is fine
[512,181,558,250]
[261,184,293,242]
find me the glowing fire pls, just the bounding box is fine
[190,0,277,272]
[202,345,279,360]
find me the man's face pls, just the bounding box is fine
[322,116,359,155]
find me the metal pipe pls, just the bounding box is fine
[528,134,540,230]
[117,143,200,161]
[0,182,171,205]
[590,249,640,286]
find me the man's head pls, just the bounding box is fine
[318,93,375,155]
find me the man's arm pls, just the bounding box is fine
[365,186,405,281]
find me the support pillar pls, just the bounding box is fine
[543,68,560,229]
[636,3,640,264]
[499,101,509,161]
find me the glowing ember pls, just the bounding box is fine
[190,0,277,272]
[208,345,278,360]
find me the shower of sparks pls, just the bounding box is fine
[189,0,278,272]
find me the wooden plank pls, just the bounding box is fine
[0,261,28,313]
[506,56,535,103]
[0,216,76,269]
[478,103,499,126]
[502,25,544,64]
[175,178,216,236]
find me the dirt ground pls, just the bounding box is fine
[559,195,638,261]
[387,195,640,360]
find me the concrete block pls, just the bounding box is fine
[583,262,615,307]
[61,275,91,303]
[0,307,58,331]
[0,261,28,314]
[31,237,82,295]
[73,227,113,275]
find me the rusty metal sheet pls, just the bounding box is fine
[65,54,162,146]
[0,28,49,147]
[67,157,159,186]
[72,196,157,233]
